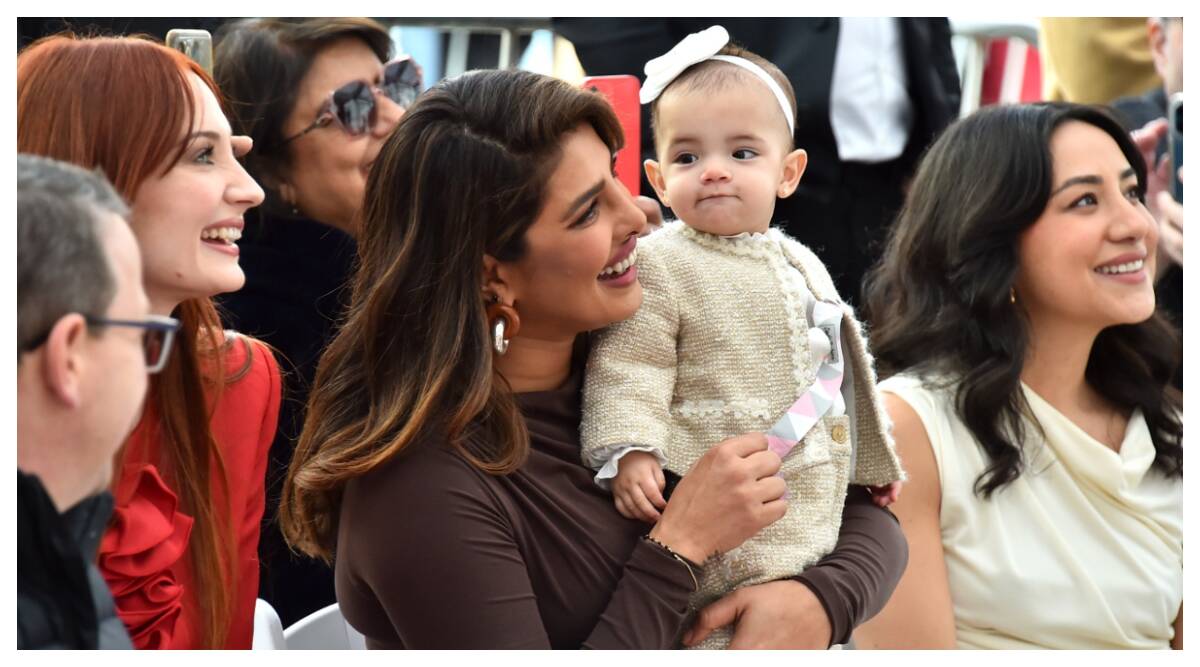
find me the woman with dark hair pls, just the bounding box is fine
[280,68,908,649]
[856,103,1182,649]
[211,17,417,624]
[18,35,278,649]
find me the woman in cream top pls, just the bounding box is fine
[877,374,1181,648]
[854,103,1183,649]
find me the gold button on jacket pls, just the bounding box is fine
[831,424,848,444]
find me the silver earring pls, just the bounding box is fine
[486,300,519,356]
[492,317,509,355]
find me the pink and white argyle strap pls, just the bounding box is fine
[766,300,845,460]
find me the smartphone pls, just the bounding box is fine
[582,75,641,196]
[1168,93,1182,203]
[166,29,213,75]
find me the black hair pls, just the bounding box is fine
[864,103,1182,497]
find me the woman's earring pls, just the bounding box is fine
[1010,287,1017,305]
[280,184,300,216]
[486,302,521,355]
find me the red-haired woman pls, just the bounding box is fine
[17,35,279,649]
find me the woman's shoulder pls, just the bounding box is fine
[346,438,505,515]
[879,371,978,486]
[216,332,281,405]
[878,372,963,443]
[339,438,517,573]
[878,371,958,407]
[221,330,279,378]
[210,332,282,460]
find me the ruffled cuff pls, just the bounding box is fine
[99,464,193,649]
[592,444,667,490]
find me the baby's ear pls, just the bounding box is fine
[777,149,808,199]
[644,159,671,207]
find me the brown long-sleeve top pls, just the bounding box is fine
[335,355,907,649]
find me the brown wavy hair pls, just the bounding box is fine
[18,34,240,648]
[280,69,623,561]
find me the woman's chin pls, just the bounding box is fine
[597,280,644,328]
[208,271,247,298]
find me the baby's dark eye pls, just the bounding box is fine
[674,153,697,165]
[732,149,757,160]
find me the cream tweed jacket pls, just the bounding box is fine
[581,222,904,644]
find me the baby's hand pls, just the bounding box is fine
[612,451,667,524]
[867,481,903,508]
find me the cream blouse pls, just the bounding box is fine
[880,374,1182,649]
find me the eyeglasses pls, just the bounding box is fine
[22,314,181,374]
[85,315,181,374]
[282,56,422,144]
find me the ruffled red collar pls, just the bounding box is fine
[99,463,194,649]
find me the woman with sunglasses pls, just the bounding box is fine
[18,34,279,649]
[211,17,417,626]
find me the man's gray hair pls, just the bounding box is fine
[17,154,131,355]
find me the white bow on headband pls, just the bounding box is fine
[638,25,796,136]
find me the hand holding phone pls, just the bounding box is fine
[166,29,213,75]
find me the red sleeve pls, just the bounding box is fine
[211,335,281,648]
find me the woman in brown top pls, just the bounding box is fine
[280,69,907,649]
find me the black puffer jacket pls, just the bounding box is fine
[17,471,132,649]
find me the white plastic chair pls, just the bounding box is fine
[251,598,286,650]
[282,602,367,650]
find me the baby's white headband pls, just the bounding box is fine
[638,25,795,136]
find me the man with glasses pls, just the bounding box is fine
[17,154,179,649]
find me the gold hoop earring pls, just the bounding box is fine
[1010,287,1017,305]
[486,302,520,355]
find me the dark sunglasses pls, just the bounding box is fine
[283,56,422,143]
[22,314,181,375]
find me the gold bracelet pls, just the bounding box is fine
[643,535,701,592]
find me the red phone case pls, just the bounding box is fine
[582,75,641,196]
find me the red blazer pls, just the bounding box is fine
[99,334,281,649]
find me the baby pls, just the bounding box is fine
[580,26,904,649]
